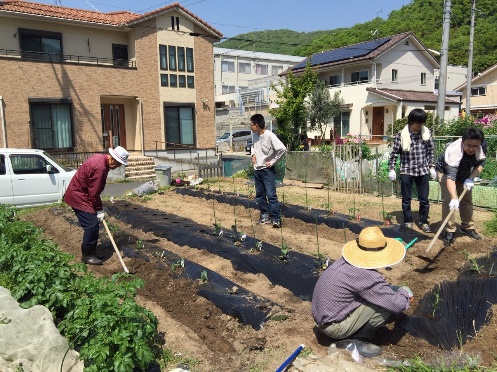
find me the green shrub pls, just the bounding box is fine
[481,159,497,181]
[484,209,497,237]
[0,205,160,372]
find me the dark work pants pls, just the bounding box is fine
[254,167,281,221]
[73,208,99,256]
[400,173,430,224]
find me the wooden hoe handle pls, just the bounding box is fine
[102,219,130,274]
[425,188,468,254]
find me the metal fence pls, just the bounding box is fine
[285,136,497,208]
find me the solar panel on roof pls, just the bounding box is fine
[292,36,392,70]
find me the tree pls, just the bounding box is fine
[306,82,344,144]
[270,62,317,150]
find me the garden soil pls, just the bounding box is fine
[21,179,497,371]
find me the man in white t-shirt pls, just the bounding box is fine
[249,114,286,228]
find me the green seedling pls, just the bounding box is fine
[271,314,289,321]
[279,242,289,261]
[136,239,144,250]
[0,315,11,324]
[462,249,483,273]
[200,270,208,283]
[171,258,185,271]
[432,291,441,317]
[249,240,263,253]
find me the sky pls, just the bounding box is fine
[39,0,413,39]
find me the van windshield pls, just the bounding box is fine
[219,132,230,140]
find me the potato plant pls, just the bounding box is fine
[0,205,160,372]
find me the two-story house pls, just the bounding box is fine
[0,0,222,153]
[454,62,497,117]
[214,47,303,119]
[288,31,460,141]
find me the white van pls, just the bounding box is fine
[0,148,76,208]
[216,130,252,145]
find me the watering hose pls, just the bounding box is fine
[275,344,305,372]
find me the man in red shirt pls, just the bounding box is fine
[64,146,129,265]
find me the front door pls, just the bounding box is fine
[101,104,126,149]
[372,107,384,136]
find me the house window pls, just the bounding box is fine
[160,74,168,87]
[177,47,185,71]
[391,69,398,82]
[255,64,268,75]
[222,85,236,94]
[471,87,486,96]
[238,62,251,74]
[239,86,249,92]
[178,75,186,87]
[112,44,128,66]
[421,72,426,85]
[19,28,62,62]
[159,45,167,70]
[351,70,368,83]
[171,16,179,31]
[330,74,342,86]
[186,48,194,72]
[187,76,194,88]
[434,77,439,90]
[221,61,235,72]
[0,155,6,175]
[169,74,177,87]
[29,101,73,150]
[165,105,195,145]
[169,46,177,71]
[334,112,350,138]
[271,65,283,76]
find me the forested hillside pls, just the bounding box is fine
[216,0,497,73]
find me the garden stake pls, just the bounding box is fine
[426,188,468,254]
[275,344,305,372]
[102,219,129,274]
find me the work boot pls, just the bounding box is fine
[272,220,281,228]
[335,339,382,357]
[81,243,102,265]
[419,223,432,233]
[445,231,456,244]
[458,228,481,241]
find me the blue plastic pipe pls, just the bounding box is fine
[275,344,305,372]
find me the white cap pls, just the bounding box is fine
[108,146,129,166]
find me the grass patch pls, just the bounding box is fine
[158,347,200,371]
[483,209,497,237]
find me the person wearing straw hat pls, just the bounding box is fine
[312,226,413,357]
[64,146,129,265]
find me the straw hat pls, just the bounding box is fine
[342,226,405,269]
[108,146,129,166]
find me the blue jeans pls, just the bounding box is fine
[254,167,280,221]
[400,174,430,224]
[73,208,99,255]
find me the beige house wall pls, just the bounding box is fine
[0,16,131,60]
[460,68,497,114]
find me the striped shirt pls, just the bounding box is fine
[312,257,410,326]
[388,131,435,176]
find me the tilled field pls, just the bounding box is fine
[22,180,497,371]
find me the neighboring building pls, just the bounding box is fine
[454,62,497,117]
[213,47,303,119]
[287,31,460,141]
[0,0,222,152]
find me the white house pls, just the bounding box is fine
[287,31,460,142]
[214,47,303,117]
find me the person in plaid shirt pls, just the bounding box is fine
[388,109,436,233]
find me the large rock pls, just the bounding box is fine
[0,286,84,372]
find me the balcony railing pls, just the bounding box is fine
[0,49,136,68]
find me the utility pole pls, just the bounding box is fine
[437,0,452,120]
[465,0,476,116]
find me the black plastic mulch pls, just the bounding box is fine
[122,246,280,330]
[107,201,321,301]
[173,187,425,242]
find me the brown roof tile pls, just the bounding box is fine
[0,0,223,36]
[366,87,459,104]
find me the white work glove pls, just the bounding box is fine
[430,168,437,180]
[388,169,396,181]
[464,178,475,190]
[96,210,105,222]
[449,199,459,210]
[399,286,413,299]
